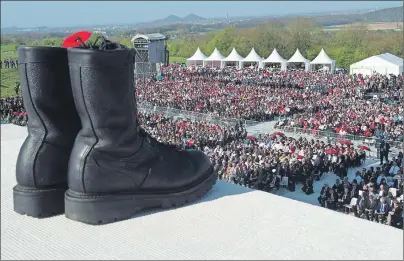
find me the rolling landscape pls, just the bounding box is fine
[1,5,403,98]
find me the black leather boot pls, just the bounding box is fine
[65,47,216,225]
[13,47,81,217]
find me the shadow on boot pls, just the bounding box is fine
[13,47,81,218]
[65,44,217,225]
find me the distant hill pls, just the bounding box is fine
[182,14,206,23]
[361,6,403,22]
[312,6,403,26]
[157,15,182,24]
[137,14,207,28]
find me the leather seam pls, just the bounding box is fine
[92,157,137,188]
[24,64,47,187]
[78,66,99,193]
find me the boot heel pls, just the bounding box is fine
[13,185,66,218]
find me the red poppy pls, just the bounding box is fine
[62,31,92,48]
[358,145,371,151]
[273,131,285,136]
[325,149,339,155]
[340,140,352,146]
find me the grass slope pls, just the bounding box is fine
[1,68,19,98]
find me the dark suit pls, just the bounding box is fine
[318,187,329,207]
[375,203,390,223]
[379,142,390,165]
[366,200,378,221]
[332,183,344,197]
[388,207,403,228]
[326,190,337,210]
[392,180,403,197]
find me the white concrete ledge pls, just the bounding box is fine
[1,124,403,260]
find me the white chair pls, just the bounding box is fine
[344,197,358,211]
[388,188,397,197]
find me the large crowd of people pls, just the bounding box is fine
[0,96,26,125]
[1,65,403,229]
[318,157,403,229]
[137,66,403,141]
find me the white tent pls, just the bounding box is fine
[186,47,207,67]
[203,48,225,68]
[240,48,263,69]
[350,53,403,76]
[310,48,336,73]
[262,48,287,71]
[287,49,310,71]
[222,48,244,68]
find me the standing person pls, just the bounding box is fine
[14,81,20,96]
[379,140,390,165]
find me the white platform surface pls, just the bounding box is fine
[1,124,403,260]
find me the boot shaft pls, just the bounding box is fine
[16,46,81,188]
[18,46,80,146]
[67,48,148,193]
[67,48,140,156]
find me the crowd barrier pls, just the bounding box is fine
[275,125,403,152]
[138,103,260,127]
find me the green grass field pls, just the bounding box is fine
[1,44,20,98]
[1,68,19,98]
[169,56,187,63]
[0,50,187,98]
[1,44,18,60]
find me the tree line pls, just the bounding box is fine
[167,19,403,69]
[2,18,403,69]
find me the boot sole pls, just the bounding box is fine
[65,171,217,225]
[13,185,66,218]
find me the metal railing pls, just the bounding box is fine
[138,103,260,127]
[275,125,403,150]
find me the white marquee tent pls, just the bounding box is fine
[262,48,287,71]
[350,53,403,76]
[222,48,244,68]
[187,47,207,66]
[240,48,263,69]
[287,49,310,71]
[203,48,225,68]
[310,48,336,73]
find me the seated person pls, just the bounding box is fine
[365,195,378,221]
[318,184,330,207]
[326,188,338,210]
[392,174,403,197]
[332,179,344,198]
[387,200,403,229]
[375,197,390,223]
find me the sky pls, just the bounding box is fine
[1,1,402,28]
